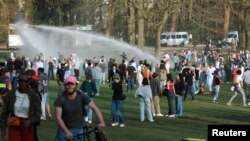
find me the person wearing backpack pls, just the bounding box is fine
[80,75,97,126]
[54,75,105,141]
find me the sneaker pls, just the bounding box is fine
[227,102,231,106]
[40,117,46,120]
[165,114,169,117]
[153,113,156,117]
[149,120,154,122]
[243,104,247,107]
[111,122,119,126]
[88,121,92,124]
[119,124,125,127]
[157,113,164,117]
[48,115,52,119]
[248,102,250,106]
[96,93,99,96]
[169,114,175,118]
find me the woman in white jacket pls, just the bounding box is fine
[134,78,154,122]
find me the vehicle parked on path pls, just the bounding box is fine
[7,24,24,48]
[160,32,189,47]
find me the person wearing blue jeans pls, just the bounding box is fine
[111,73,126,127]
[127,78,134,93]
[126,62,136,93]
[54,75,105,141]
[135,77,154,121]
[174,75,184,116]
[111,100,125,126]
[212,70,221,103]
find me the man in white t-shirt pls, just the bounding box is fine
[206,63,216,92]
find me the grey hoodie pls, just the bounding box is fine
[134,85,152,99]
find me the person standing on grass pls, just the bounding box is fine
[0,74,41,141]
[183,66,195,101]
[54,75,105,141]
[91,62,102,96]
[126,61,136,93]
[37,67,49,120]
[163,73,175,117]
[134,77,154,122]
[110,73,126,127]
[243,67,250,105]
[227,70,247,107]
[80,75,97,126]
[56,63,66,95]
[149,72,163,117]
[174,74,184,116]
[206,63,216,94]
[212,70,221,104]
[159,63,168,93]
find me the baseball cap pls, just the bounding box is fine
[64,75,78,84]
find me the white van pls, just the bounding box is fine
[7,24,24,48]
[222,31,239,45]
[160,32,189,47]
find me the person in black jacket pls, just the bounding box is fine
[110,73,125,128]
[174,75,184,116]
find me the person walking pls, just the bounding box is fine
[80,75,97,126]
[54,75,105,141]
[243,67,250,105]
[227,70,247,107]
[134,77,154,122]
[0,74,41,141]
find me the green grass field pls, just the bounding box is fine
[36,78,250,141]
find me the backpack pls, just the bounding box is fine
[0,76,11,95]
[80,81,97,98]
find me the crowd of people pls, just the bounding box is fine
[0,46,250,140]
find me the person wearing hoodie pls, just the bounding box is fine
[134,77,154,122]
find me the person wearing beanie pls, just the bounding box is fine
[110,73,126,127]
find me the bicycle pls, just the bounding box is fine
[72,125,111,141]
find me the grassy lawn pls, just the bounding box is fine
[36,78,250,141]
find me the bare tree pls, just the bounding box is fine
[137,0,144,49]
[126,0,136,45]
[223,0,230,37]
[105,0,115,37]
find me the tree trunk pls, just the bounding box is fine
[169,2,179,32]
[0,0,8,20]
[105,0,115,37]
[137,0,144,49]
[223,0,230,36]
[188,0,193,21]
[245,7,250,49]
[155,10,169,57]
[127,0,135,45]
